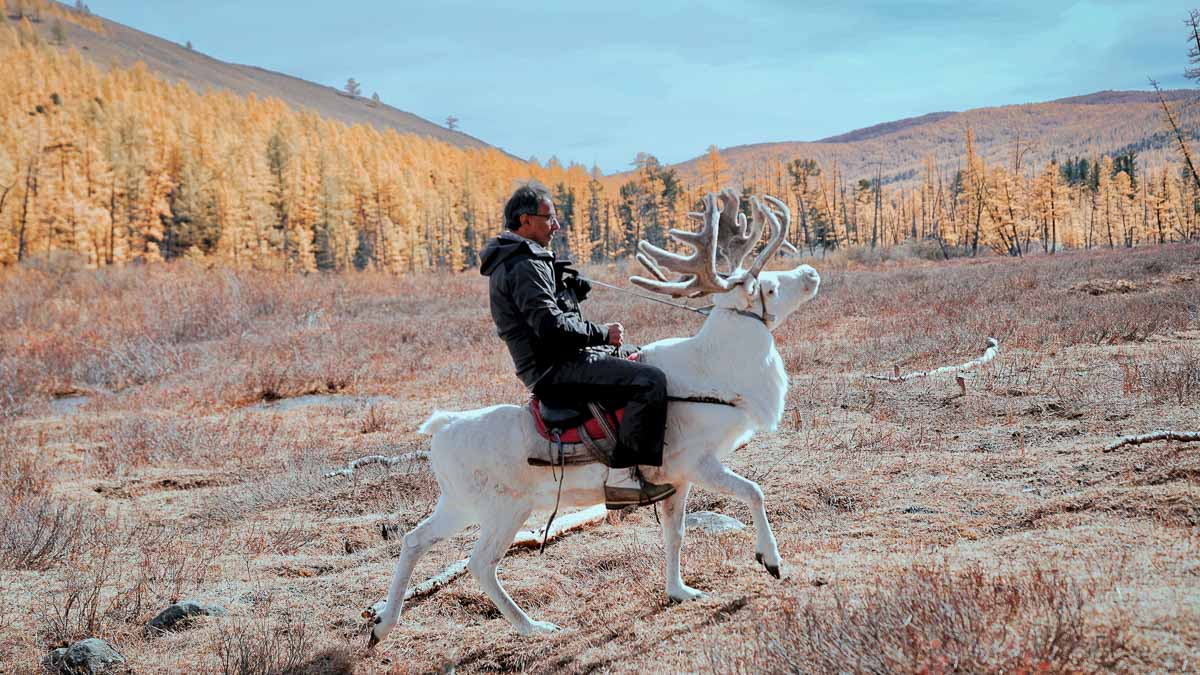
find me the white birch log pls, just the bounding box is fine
[1103,430,1200,452]
[401,504,608,601]
[324,452,429,478]
[868,338,999,382]
[511,504,608,549]
[404,559,468,600]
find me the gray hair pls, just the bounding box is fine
[503,181,552,230]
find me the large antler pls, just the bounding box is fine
[630,192,740,298]
[630,191,791,298]
[714,188,763,274]
[745,195,790,278]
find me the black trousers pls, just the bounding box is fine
[533,347,668,468]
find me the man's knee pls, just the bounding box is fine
[636,364,667,399]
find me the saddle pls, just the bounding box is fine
[526,349,643,467]
[527,397,625,467]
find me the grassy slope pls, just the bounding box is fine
[0,244,1198,672]
[667,90,1200,187]
[30,10,497,152]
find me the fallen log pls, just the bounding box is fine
[324,452,428,479]
[1103,430,1200,453]
[868,338,999,394]
[399,504,608,602]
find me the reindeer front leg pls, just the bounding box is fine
[660,483,704,602]
[694,455,782,579]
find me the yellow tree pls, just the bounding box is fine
[962,128,989,256]
[703,144,728,193]
[1112,168,1134,247]
[1030,161,1067,252]
[1095,156,1116,248]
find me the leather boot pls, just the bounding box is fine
[604,468,675,510]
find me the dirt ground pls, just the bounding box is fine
[1,244,1198,673]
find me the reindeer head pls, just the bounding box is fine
[630,189,819,330]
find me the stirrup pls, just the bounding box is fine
[604,482,675,509]
[604,480,675,510]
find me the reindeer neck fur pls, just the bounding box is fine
[685,307,787,431]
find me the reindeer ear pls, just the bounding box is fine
[741,275,759,297]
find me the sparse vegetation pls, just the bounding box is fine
[0,244,1197,670]
[708,561,1136,673]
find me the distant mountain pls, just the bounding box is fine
[30,6,496,152]
[672,89,1200,187]
[816,111,958,144]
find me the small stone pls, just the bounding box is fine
[145,600,226,636]
[902,505,938,514]
[685,511,746,534]
[45,638,126,674]
[42,648,67,671]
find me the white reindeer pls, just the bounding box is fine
[364,190,820,645]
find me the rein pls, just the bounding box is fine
[580,276,713,317]
[580,276,771,326]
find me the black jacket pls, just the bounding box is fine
[479,232,607,389]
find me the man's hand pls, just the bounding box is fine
[605,322,624,347]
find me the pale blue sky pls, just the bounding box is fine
[92,1,1194,173]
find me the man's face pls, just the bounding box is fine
[518,200,559,247]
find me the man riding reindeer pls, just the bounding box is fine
[479,181,675,509]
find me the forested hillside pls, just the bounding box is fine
[2,1,1199,274]
[6,0,492,150]
[0,20,616,272]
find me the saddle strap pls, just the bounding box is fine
[527,403,619,467]
[588,402,619,444]
[579,403,617,464]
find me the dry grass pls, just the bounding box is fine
[1,243,1198,672]
[707,561,1135,673]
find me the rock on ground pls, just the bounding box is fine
[42,638,127,674]
[145,600,227,635]
[685,511,746,534]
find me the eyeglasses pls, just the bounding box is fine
[526,212,560,226]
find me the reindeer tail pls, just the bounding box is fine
[418,410,461,435]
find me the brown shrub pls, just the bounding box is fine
[210,616,315,675]
[0,496,96,571]
[708,561,1135,674]
[0,439,108,571]
[359,403,388,434]
[1137,347,1200,405]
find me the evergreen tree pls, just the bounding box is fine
[162,149,219,259]
[352,228,373,270]
[265,126,291,267]
[551,183,575,258]
[586,169,605,261]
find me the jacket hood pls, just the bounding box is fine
[480,231,553,276]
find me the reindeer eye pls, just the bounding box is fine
[768,288,777,295]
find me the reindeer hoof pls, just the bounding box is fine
[755,552,781,579]
[520,619,561,635]
[668,587,705,603]
[367,630,380,649]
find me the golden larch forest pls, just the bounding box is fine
[2,5,1199,274]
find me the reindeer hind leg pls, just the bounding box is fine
[467,503,559,635]
[661,483,704,602]
[366,497,469,647]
